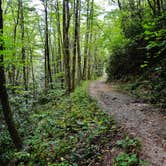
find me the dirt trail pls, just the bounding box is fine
[89,79,166,166]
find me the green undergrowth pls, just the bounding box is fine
[0,82,145,165]
[25,83,114,165]
[1,82,115,165]
[114,137,149,166]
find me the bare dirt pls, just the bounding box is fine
[89,79,166,166]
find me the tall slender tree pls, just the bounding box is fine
[20,0,28,94]
[63,0,71,95]
[77,0,82,84]
[9,0,20,86]
[44,0,53,89]
[0,0,22,150]
[55,0,64,87]
[71,0,78,91]
[83,0,90,80]
[87,0,94,80]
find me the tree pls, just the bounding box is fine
[0,0,22,150]
[83,0,90,80]
[63,0,71,95]
[87,0,94,80]
[71,0,79,91]
[20,0,29,105]
[77,0,82,84]
[44,0,53,89]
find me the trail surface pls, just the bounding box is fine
[89,79,166,166]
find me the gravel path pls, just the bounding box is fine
[89,80,166,166]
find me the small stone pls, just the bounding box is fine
[112,97,117,100]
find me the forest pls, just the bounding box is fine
[0,0,165,165]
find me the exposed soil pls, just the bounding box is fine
[89,79,166,166]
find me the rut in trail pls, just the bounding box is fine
[89,80,166,166]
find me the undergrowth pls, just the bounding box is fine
[114,137,149,166]
[0,82,145,165]
[1,82,115,165]
[117,71,166,109]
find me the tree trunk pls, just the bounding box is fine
[71,0,78,91]
[63,0,71,95]
[11,0,20,86]
[117,0,122,10]
[87,0,94,80]
[77,0,82,84]
[55,0,64,88]
[44,0,53,89]
[20,0,29,105]
[83,0,90,80]
[0,0,22,150]
[20,0,28,93]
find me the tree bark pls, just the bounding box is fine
[71,0,78,91]
[63,0,71,95]
[44,0,53,89]
[83,0,90,80]
[55,0,64,88]
[77,0,82,84]
[87,0,94,80]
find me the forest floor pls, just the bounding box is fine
[89,78,166,166]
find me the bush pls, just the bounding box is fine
[106,38,146,80]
